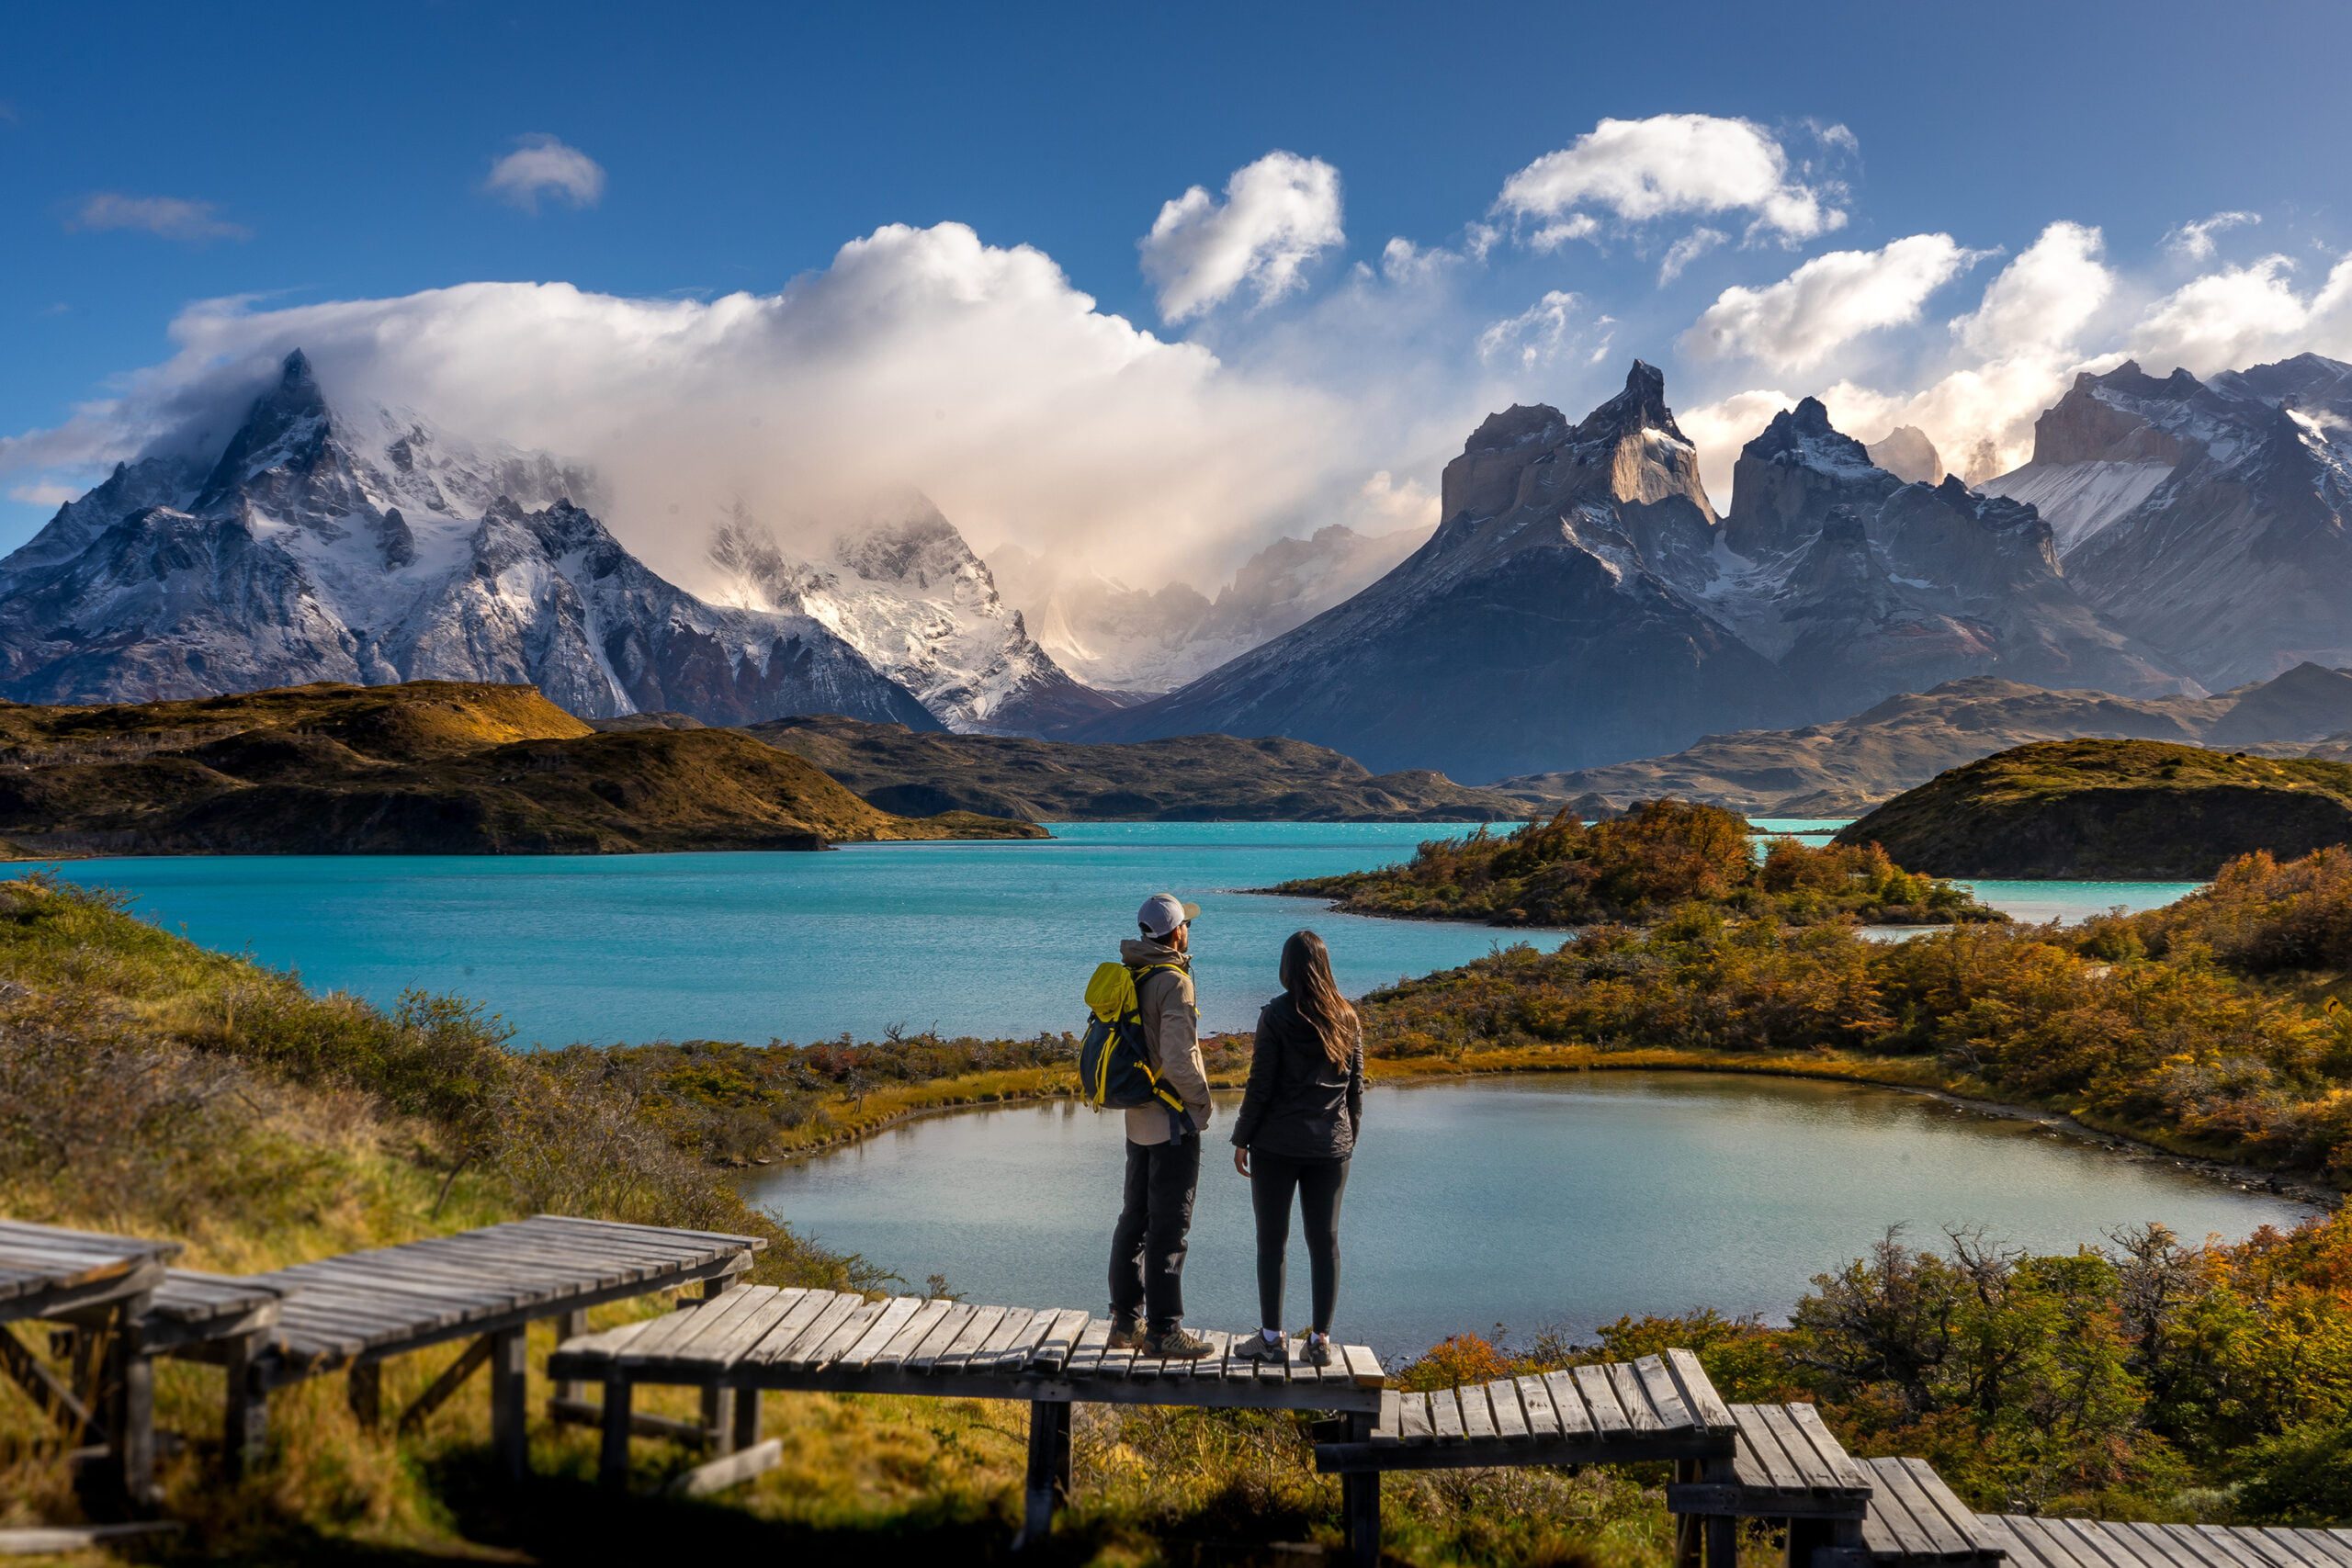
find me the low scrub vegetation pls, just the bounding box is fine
[1271,800,1999,927]
[1360,845,2352,1183]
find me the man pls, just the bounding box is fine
[1107,892,1216,1359]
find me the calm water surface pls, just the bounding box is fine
[47,820,2205,1045]
[744,1073,2315,1355]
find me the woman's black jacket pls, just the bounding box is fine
[1230,993,1363,1161]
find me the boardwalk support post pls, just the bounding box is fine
[221,1333,267,1480]
[597,1370,633,1488]
[1014,1396,1072,1550]
[1342,1411,1380,1568]
[1673,1460,1704,1568]
[699,1279,737,1455]
[345,1361,379,1430]
[489,1325,528,1482]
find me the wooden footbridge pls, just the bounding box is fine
[6,1214,2352,1567]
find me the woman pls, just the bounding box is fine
[1231,929,1364,1365]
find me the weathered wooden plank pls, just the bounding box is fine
[904,1303,978,1371]
[1398,1392,1432,1444]
[925,1304,1005,1373]
[1514,1373,1559,1438]
[695,1289,811,1371]
[2127,1522,2217,1568]
[0,1522,183,1557]
[1757,1404,1838,1488]
[2046,1516,2150,1568]
[617,1291,748,1366]
[1732,1406,1806,1493]
[1542,1370,1594,1437]
[1486,1377,1529,1441]
[1571,1364,1631,1435]
[1861,1458,1958,1559]
[1781,1402,1868,1491]
[1029,1309,1091,1374]
[664,1437,783,1498]
[1605,1361,1663,1435]
[1341,1342,1384,1388]
[791,1297,886,1370]
[1664,1348,1734,1431]
[752,1292,865,1367]
[528,1214,764,1254]
[871,1299,955,1369]
[2280,1529,2352,1568]
[967,1307,1036,1374]
[1456,1382,1496,1442]
[836,1297,925,1368]
[735,1291,835,1366]
[1429,1386,1464,1442]
[1182,1329,1234,1380]
[1632,1354,1695,1431]
[2181,1525,2278,1568]
[1371,1388,1402,1446]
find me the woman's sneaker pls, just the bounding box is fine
[1303,1334,1335,1368]
[1144,1325,1216,1359]
[1234,1331,1287,1362]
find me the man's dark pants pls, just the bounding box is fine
[1109,1135,1200,1332]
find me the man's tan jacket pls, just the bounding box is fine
[1116,936,1212,1145]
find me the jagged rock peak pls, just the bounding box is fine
[194,347,332,510]
[1747,397,1871,468]
[1464,403,1564,454]
[1866,424,1944,484]
[1574,359,1686,444]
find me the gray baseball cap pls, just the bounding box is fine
[1136,893,1200,938]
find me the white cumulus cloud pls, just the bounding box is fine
[1476,291,1588,371]
[0,222,1387,591]
[1658,227,1727,286]
[1496,114,1849,244]
[2132,254,2330,372]
[484,134,606,212]
[1139,151,1343,323]
[65,193,248,243]
[2162,210,2260,262]
[1952,220,2113,358]
[1683,235,1989,372]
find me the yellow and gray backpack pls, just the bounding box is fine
[1080,962,1192,1133]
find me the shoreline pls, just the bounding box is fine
[737,1050,2340,1213]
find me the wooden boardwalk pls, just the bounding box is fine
[16,1208,2352,1566]
[549,1281,1385,1542]
[0,1220,179,1506]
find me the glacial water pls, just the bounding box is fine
[47,821,2205,1046]
[743,1073,2317,1354]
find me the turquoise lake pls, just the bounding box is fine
[48,820,2204,1045]
[742,1073,2317,1354]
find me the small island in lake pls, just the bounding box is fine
[1267,798,2000,927]
[0,682,1044,855]
[1837,739,2352,878]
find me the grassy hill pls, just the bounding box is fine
[0,682,1042,854]
[1497,665,2352,818]
[1269,799,1999,927]
[745,714,1543,821]
[1837,739,2352,878]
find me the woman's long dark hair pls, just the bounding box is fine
[1281,930,1358,1069]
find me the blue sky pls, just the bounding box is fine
[6,0,2350,574]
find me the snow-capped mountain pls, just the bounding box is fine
[992,522,1435,694]
[1992,355,2352,689]
[1086,365,2190,780]
[0,351,940,728]
[706,496,1117,735]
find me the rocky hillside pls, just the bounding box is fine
[0,682,1041,854]
[0,351,941,730]
[1990,355,2352,687]
[1088,367,2185,779]
[1501,662,2352,817]
[1835,739,2352,879]
[748,714,1540,821]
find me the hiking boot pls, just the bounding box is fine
[1144,1325,1216,1359]
[1107,1313,1146,1350]
[1302,1335,1335,1368]
[1234,1331,1287,1362]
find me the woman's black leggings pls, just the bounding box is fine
[1249,1151,1350,1334]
